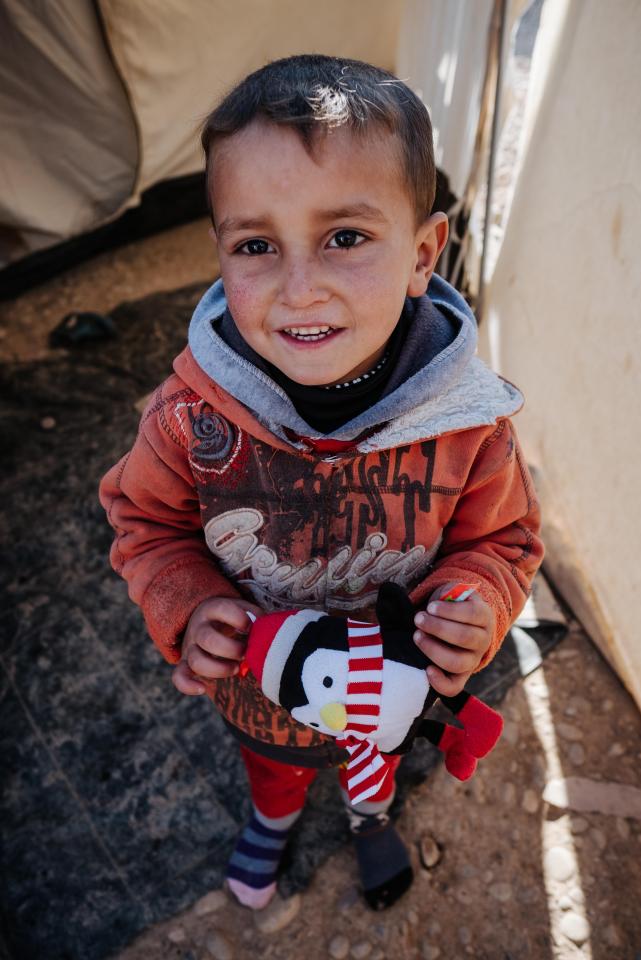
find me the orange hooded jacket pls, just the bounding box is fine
[99,276,543,749]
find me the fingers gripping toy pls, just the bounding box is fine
[240,582,503,804]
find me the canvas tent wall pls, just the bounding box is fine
[398,0,520,199]
[397,0,531,296]
[398,0,641,709]
[0,0,403,270]
[478,0,641,708]
[0,0,138,265]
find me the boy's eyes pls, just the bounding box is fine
[238,238,273,256]
[235,229,366,256]
[327,229,366,249]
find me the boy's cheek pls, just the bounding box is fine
[223,280,268,326]
[223,279,254,307]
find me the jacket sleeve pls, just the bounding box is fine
[409,419,544,670]
[98,379,241,664]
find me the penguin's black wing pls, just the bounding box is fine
[380,628,430,670]
[376,581,415,633]
[377,581,430,670]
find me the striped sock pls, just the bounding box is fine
[226,807,300,909]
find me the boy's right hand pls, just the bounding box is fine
[172,597,263,696]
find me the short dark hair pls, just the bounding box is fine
[201,54,436,225]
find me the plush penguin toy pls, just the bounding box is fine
[241,582,503,804]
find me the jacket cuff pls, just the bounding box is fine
[140,557,241,664]
[409,565,510,671]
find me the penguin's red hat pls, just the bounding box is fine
[243,609,326,704]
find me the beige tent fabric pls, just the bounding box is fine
[98,0,404,197]
[0,0,138,265]
[1,0,403,266]
[480,0,641,708]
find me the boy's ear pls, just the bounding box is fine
[407,211,449,298]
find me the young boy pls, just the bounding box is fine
[99,54,543,912]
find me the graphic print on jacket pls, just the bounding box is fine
[173,394,454,748]
[175,395,445,615]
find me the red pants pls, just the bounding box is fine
[240,745,401,819]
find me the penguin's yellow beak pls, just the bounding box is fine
[319,702,348,731]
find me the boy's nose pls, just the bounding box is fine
[279,257,330,309]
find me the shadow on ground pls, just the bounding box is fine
[0,284,564,960]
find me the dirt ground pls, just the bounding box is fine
[2,218,641,960]
[114,621,641,960]
[0,218,215,364]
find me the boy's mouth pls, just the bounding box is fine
[281,325,338,342]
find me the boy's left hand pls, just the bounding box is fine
[413,581,494,696]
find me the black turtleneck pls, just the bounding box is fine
[265,312,409,433]
[213,295,457,435]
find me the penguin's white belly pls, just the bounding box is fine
[289,647,429,750]
[374,660,430,753]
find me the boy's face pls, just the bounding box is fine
[210,120,447,387]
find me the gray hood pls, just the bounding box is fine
[188,274,523,451]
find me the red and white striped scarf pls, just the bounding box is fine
[336,618,391,805]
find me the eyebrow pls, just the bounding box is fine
[216,216,271,238]
[317,203,388,224]
[216,203,388,238]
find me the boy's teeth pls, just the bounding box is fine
[284,325,334,340]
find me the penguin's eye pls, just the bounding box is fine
[323,676,333,688]
[310,722,319,728]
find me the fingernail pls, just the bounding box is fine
[414,613,426,626]
[413,630,423,643]
[427,603,438,614]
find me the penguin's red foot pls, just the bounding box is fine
[438,725,478,781]
[444,747,478,781]
[458,696,503,758]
